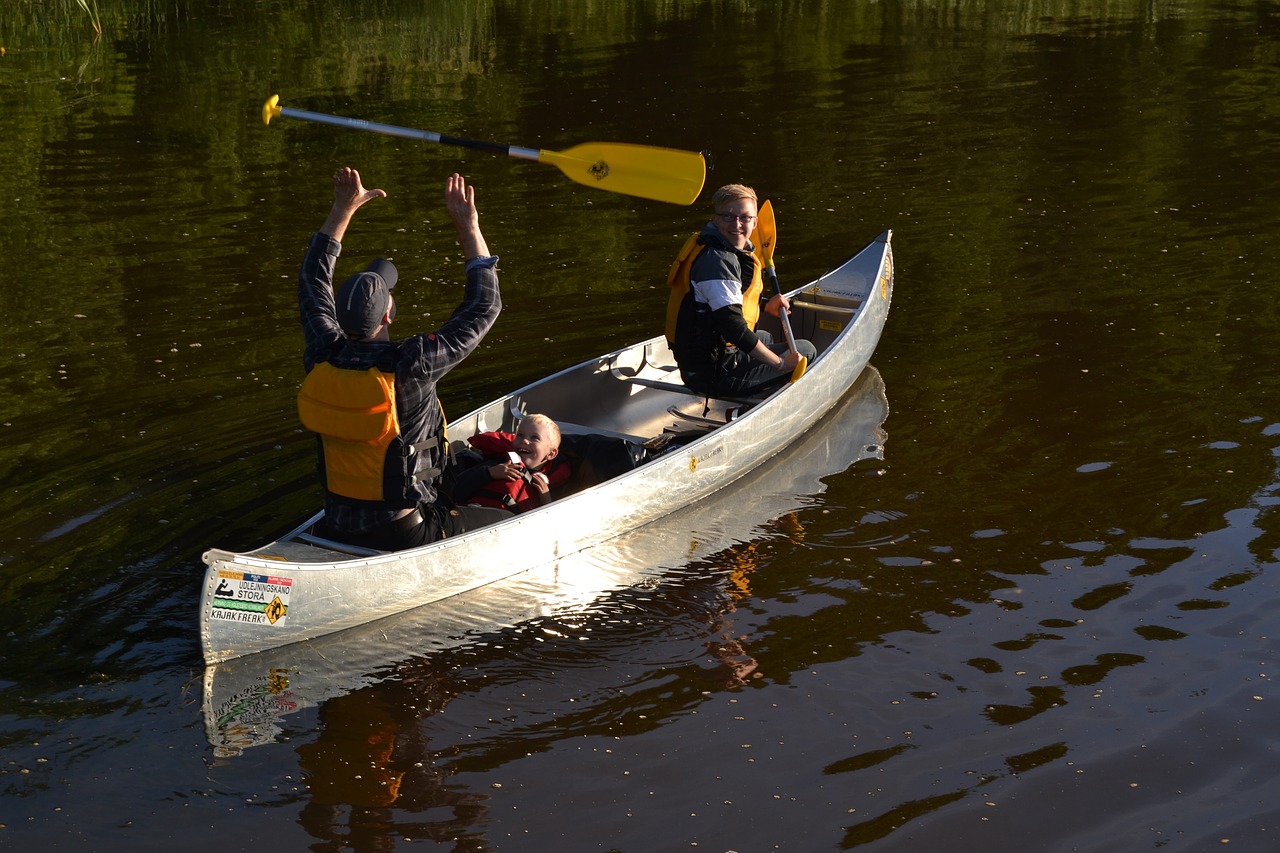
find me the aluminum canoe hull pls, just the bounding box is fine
[199,230,893,664]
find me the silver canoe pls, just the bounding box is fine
[202,365,889,755]
[199,229,893,664]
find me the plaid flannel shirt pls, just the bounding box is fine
[298,231,501,535]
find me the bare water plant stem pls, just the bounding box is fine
[75,0,103,36]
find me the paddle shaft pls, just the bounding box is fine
[754,200,798,355]
[765,265,800,354]
[275,105,542,162]
[263,95,705,204]
[752,199,807,382]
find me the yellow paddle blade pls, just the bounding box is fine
[540,142,706,206]
[754,199,777,263]
[262,94,281,125]
[790,355,808,384]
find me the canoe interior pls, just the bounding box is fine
[202,364,889,755]
[456,245,876,444]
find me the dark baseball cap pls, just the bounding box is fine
[335,258,398,338]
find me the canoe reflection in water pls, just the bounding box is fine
[294,676,490,846]
[293,536,777,845]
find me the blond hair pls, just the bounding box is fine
[712,183,757,212]
[521,413,561,449]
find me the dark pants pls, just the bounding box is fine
[682,331,818,397]
[336,503,513,551]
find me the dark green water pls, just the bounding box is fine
[2,1,1279,850]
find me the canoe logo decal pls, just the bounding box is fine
[589,160,610,182]
[263,596,287,624]
[880,253,893,301]
[689,456,699,472]
[210,570,293,626]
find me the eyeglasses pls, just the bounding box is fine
[716,212,757,224]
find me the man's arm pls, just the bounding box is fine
[697,279,761,356]
[298,167,386,368]
[694,251,798,371]
[444,172,490,260]
[402,174,502,383]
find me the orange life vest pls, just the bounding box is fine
[297,362,441,506]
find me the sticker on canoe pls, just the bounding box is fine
[210,569,292,626]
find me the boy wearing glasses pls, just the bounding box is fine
[665,184,815,397]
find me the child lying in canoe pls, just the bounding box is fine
[451,414,572,513]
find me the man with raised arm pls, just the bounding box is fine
[296,167,509,550]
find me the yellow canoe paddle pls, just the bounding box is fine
[262,95,706,206]
[753,199,807,382]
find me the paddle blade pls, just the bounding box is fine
[790,355,808,384]
[263,94,281,125]
[754,199,777,262]
[541,142,706,205]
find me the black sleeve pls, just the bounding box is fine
[712,304,761,351]
[448,455,496,503]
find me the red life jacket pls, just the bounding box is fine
[464,431,572,513]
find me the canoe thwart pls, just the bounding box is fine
[791,298,859,317]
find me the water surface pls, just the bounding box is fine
[2,1,1278,850]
